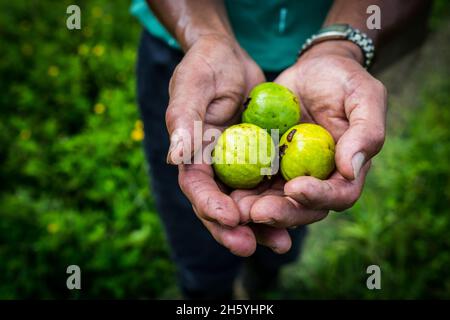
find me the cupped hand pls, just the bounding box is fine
[165,35,292,256]
[232,40,387,229]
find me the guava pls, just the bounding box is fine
[279,123,335,180]
[212,123,275,189]
[242,82,301,136]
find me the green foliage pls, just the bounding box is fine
[0,0,175,298]
[431,0,450,28]
[0,0,449,299]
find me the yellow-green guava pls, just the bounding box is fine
[242,82,301,136]
[279,123,335,180]
[212,123,275,189]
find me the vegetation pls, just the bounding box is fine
[0,0,448,299]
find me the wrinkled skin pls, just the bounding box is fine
[166,38,387,257]
[166,35,293,256]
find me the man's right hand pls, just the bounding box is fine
[165,35,293,256]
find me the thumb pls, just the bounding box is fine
[165,60,215,165]
[336,77,387,180]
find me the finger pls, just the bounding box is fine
[179,164,240,228]
[229,179,271,203]
[201,218,257,257]
[234,195,259,224]
[250,224,292,254]
[165,59,215,164]
[230,178,282,224]
[250,195,328,228]
[337,75,387,179]
[284,161,371,211]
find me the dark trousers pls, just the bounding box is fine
[136,30,306,299]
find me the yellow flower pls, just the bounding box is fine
[83,27,93,38]
[116,73,125,82]
[19,21,30,31]
[92,44,105,57]
[47,223,59,234]
[48,66,59,77]
[131,128,145,141]
[91,6,103,18]
[19,129,31,140]
[94,103,106,114]
[135,120,144,129]
[21,44,33,56]
[78,44,89,56]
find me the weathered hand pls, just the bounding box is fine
[166,35,292,256]
[232,40,387,230]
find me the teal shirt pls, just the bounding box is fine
[130,0,332,71]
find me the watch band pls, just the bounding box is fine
[298,24,375,69]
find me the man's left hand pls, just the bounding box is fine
[232,40,387,229]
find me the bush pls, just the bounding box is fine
[0,0,449,299]
[0,0,175,298]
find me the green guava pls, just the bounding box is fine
[212,123,275,189]
[242,82,301,136]
[279,123,335,180]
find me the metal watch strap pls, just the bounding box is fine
[298,24,375,69]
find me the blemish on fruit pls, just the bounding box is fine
[287,129,296,142]
[279,144,287,157]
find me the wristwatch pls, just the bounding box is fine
[298,24,375,69]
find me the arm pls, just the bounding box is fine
[312,0,431,65]
[324,0,430,47]
[147,0,233,51]
[322,0,431,70]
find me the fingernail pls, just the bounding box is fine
[166,135,182,164]
[253,219,275,225]
[352,152,365,180]
[270,242,286,254]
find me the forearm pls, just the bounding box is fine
[147,0,235,51]
[324,0,429,47]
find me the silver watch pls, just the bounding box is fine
[298,24,375,69]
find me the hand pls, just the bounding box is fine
[232,40,387,229]
[165,35,293,256]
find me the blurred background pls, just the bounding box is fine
[0,0,449,299]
